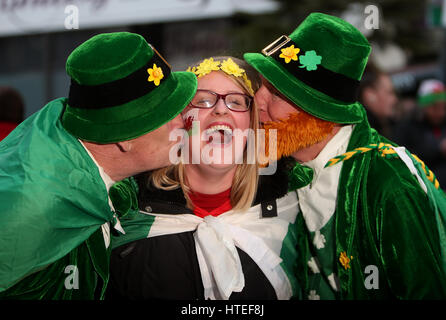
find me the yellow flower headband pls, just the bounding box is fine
[186,58,254,96]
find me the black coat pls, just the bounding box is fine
[106,159,294,300]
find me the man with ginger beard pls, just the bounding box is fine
[245,12,446,299]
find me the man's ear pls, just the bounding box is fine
[363,88,377,105]
[116,141,132,152]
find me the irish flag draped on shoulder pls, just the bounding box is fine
[0,98,113,293]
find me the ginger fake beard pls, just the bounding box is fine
[262,110,335,162]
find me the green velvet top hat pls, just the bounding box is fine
[417,79,446,108]
[62,32,197,143]
[244,12,371,124]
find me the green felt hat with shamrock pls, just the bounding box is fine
[244,12,371,124]
[62,32,197,143]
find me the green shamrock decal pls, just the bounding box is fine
[299,50,322,71]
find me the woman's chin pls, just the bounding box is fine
[201,140,247,166]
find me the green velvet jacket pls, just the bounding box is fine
[0,98,113,299]
[294,114,446,299]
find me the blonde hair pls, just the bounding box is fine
[150,56,261,212]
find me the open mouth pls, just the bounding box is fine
[204,124,233,145]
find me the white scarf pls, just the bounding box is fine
[141,192,299,300]
[298,125,353,232]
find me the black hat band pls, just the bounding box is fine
[263,35,360,103]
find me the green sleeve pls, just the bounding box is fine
[379,185,446,299]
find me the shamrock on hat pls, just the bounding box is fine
[299,50,322,71]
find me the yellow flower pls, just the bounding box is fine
[195,58,220,78]
[339,251,353,270]
[279,45,300,64]
[220,58,245,77]
[147,63,164,86]
[186,66,196,73]
[242,73,254,96]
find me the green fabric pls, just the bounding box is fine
[305,214,338,300]
[0,229,111,300]
[62,32,198,143]
[408,149,446,271]
[109,177,154,249]
[244,12,371,124]
[337,116,446,299]
[0,98,113,297]
[63,71,197,143]
[293,207,309,297]
[66,32,153,86]
[111,210,155,250]
[288,163,313,189]
[108,177,139,219]
[279,220,300,298]
[292,109,446,299]
[287,13,370,81]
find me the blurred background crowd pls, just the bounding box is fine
[1,0,446,188]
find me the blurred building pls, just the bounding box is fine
[0,0,278,118]
[2,0,446,122]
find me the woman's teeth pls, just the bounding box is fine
[205,125,233,144]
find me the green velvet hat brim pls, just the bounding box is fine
[62,71,197,143]
[244,53,364,124]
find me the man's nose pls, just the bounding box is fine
[171,114,184,129]
[255,85,272,122]
[259,111,272,124]
[256,86,269,111]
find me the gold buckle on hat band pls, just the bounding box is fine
[261,35,292,56]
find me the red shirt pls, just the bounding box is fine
[0,122,18,141]
[189,188,232,218]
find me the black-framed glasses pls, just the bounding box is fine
[190,89,252,112]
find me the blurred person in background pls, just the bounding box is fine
[394,79,446,188]
[358,63,398,140]
[0,86,24,141]
[394,95,417,122]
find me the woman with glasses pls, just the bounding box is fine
[107,57,300,300]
